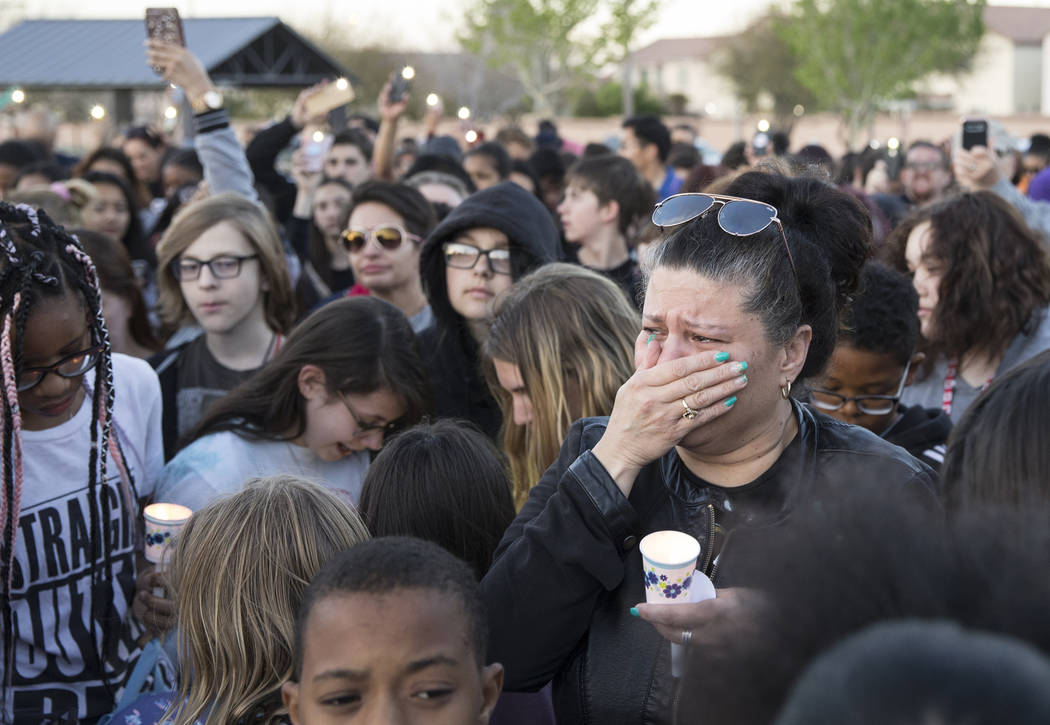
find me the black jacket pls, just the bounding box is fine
[418,182,562,439]
[244,116,299,224]
[882,404,952,472]
[481,403,939,724]
[151,343,186,462]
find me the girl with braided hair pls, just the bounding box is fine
[0,201,164,723]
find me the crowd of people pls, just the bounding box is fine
[3,37,1050,725]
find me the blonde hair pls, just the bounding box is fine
[166,476,369,725]
[5,179,95,228]
[485,264,638,507]
[154,193,295,333]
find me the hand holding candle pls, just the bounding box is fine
[134,569,176,640]
[639,530,712,604]
[636,530,716,676]
[633,588,761,650]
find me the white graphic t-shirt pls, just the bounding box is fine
[9,354,163,723]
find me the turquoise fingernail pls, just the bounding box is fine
[629,606,640,617]
[714,351,730,362]
[725,396,738,408]
[736,361,748,372]
[646,333,655,346]
[739,374,748,384]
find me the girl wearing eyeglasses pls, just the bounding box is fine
[151,193,296,460]
[156,296,428,513]
[417,181,563,439]
[481,173,940,725]
[338,181,437,332]
[0,201,165,723]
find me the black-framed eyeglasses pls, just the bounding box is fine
[442,242,512,276]
[170,254,259,282]
[18,343,104,392]
[652,192,798,277]
[337,390,397,438]
[809,360,912,416]
[340,225,421,254]
[904,160,948,173]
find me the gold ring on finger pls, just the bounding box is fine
[682,398,700,420]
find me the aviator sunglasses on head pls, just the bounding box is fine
[651,193,798,277]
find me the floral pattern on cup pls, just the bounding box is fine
[645,567,694,600]
[145,530,173,547]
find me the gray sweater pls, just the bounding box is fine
[901,309,1050,423]
[993,178,1050,242]
[193,108,257,201]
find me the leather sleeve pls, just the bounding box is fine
[481,418,640,691]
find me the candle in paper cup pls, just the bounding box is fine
[640,529,716,678]
[639,530,708,604]
[143,502,192,567]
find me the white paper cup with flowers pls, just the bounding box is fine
[639,530,715,604]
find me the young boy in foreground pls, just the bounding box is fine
[283,536,504,724]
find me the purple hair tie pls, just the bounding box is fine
[49,182,71,201]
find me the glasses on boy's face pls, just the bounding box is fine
[652,192,798,278]
[808,360,912,416]
[337,390,397,438]
[442,242,512,275]
[18,343,104,392]
[340,225,421,254]
[170,254,259,282]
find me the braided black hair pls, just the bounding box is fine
[0,200,138,719]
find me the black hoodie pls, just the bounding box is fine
[418,182,563,438]
[882,403,952,471]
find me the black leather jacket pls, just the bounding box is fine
[481,402,939,725]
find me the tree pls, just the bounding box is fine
[715,10,819,132]
[602,0,662,116]
[459,0,601,116]
[572,81,664,116]
[779,0,985,149]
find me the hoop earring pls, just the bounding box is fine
[781,381,792,400]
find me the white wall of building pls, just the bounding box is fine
[924,32,1016,115]
[631,57,738,116]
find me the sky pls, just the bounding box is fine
[12,0,774,50]
[10,0,1050,51]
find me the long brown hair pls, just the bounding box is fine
[484,264,638,507]
[74,228,164,353]
[886,192,1050,367]
[166,476,369,725]
[186,297,428,448]
[155,193,296,334]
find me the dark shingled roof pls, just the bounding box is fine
[0,17,348,89]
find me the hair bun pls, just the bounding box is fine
[726,171,871,309]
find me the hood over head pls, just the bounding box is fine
[420,181,562,329]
